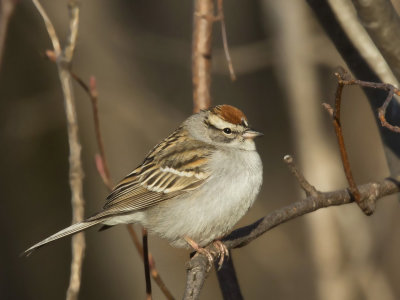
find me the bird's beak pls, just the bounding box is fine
[243,129,263,139]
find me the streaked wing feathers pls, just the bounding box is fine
[102,128,215,214]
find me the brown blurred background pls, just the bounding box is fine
[1,1,400,299]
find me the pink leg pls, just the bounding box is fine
[212,240,229,269]
[184,236,214,270]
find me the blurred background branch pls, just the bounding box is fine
[0,0,16,70]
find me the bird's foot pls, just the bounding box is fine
[184,237,229,271]
[212,240,229,270]
[184,236,214,271]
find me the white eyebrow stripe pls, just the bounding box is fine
[208,114,244,131]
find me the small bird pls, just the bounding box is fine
[24,104,263,264]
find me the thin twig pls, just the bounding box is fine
[325,71,400,214]
[183,176,400,299]
[330,72,400,133]
[306,0,400,179]
[378,89,400,132]
[64,0,79,61]
[217,0,236,81]
[142,228,152,300]
[283,155,319,197]
[71,73,174,300]
[32,1,85,300]
[71,74,112,190]
[32,0,61,56]
[126,226,175,300]
[332,72,366,215]
[323,70,400,214]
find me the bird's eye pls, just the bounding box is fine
[223,128,232,134]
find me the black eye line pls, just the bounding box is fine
[205,120,241,135]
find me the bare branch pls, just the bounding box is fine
[32,1,85,300]
[32,0,61,56]
[330,73,400,133]
[327,0,399,86]
[192,0,215,113]
[351,0,400,82]
[64,0,79,61]
[283,155,319,197]
[214,253,243,300]
[331,72,365,214]
[306,0,400,177]
[217,0,236,81]
[71,74,112,190]
[142,228,152,300]
[322,71,400,215]
[126,226,175,300]
[191,1,242,298]
[184,177,400,298]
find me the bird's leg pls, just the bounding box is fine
[184,236,214,270]
[212,240,229,269]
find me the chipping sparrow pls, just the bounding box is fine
[24,104,263,263]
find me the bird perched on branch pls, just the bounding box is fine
[24,104,263,266]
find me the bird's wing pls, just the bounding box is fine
[99,128,215,216]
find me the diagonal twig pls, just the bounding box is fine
[32,0,61,56]
[283,155,319,197]
[217,0,236,81]
[71,73,174,300]
[71,74,112,190]
[329,71,400,133]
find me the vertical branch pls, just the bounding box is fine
[191,1,242,299]
[142,228,152,300]
[32,1,85,300]
[192,0,214,113]
[332,75,361,201]
[63,68,85,300]
[214,252,243,300]
[62,3,85,300]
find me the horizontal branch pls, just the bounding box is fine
[184,177,400,299]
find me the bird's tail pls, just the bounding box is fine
[23,219,104,256]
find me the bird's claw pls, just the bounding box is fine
[212,240,229,270]
[185,237,229,271]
